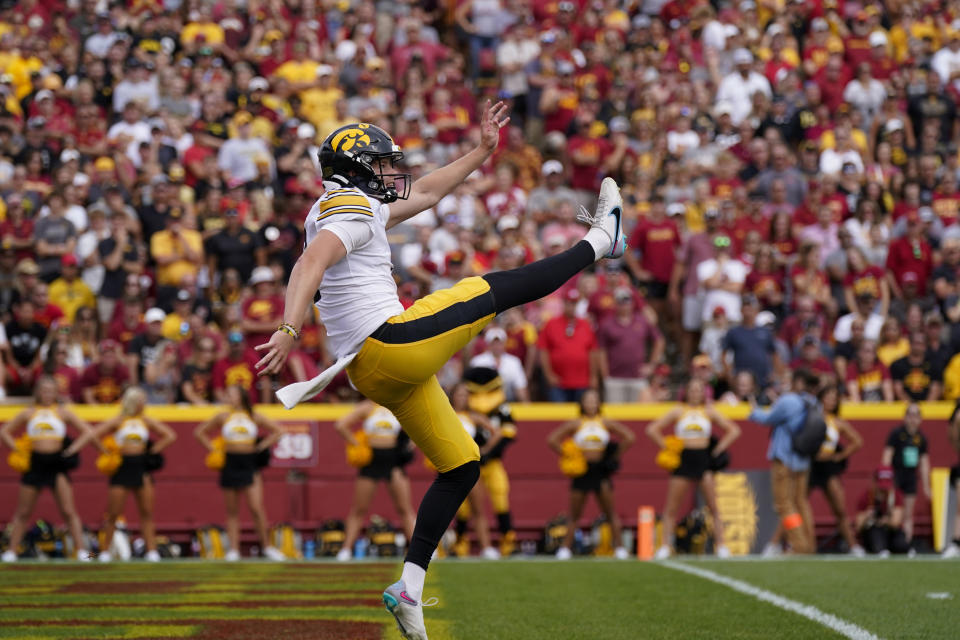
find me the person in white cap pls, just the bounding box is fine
[716,47,771,125]
[242,266,283,350]
[469,327,529,402]
[931,23,960,89]
[526,159,578,222]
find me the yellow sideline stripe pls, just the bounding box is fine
[0,403,952,422]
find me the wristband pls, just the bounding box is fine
[277,323,300,340]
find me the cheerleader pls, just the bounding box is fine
[547,389,635,560]
[333,400,416,561]
[646,379,740,559]
[194,385,285,561]
[450,383,502,559]
[1,376,94,562]
[85,388,177,562]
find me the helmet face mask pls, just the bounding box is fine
[319,124,412,203]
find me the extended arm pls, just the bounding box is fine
[0,411,29,450]
[749,394,800,427]
[255,230,347,375]
[606,419,636,453]
[61,409,96,456]
[645,408,682,449]
[385,101,509,229]
[194,414,225,451]
[834,418,863,461]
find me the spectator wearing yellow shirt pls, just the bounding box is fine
[316,98,353,142]
[47,255,95,323]
[271,42,319,92]
[180,5,225,50]
[149,209,203,306]
[298,65,343,128]
[161,290,195,342]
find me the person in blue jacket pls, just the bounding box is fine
[748,369,819,554]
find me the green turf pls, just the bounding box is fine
[0,558,957,639]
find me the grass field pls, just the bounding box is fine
[1,557,957,639]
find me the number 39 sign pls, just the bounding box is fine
[271,422,320,468]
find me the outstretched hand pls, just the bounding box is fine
[479,100,510,152]
[255,331,295,377]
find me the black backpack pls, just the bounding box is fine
[792,396,827,456]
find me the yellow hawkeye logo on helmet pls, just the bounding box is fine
[332,124,372,152]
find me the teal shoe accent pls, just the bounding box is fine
[384,592,399,611]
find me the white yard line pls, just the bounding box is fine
[661,560,883,640]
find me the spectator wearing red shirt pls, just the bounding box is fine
[538,289,598,403]
[932,171,960,227]
[30,282,64,330]
[789,336,834,375]
[108,298,146,351]
[845,340,894,402]
[47,339,80,403]
[731,194,772,251]
[886,214,933,298]
[0,194,35,262]
[625,196,680,320]
[844,12,875,66]
[241,266,284,349]
[80,339,130,404]
[814,54,851,112]
[596,288,665,403]
[743,247,785,315]
[844,247,890,318]
[867,32,896,81]
[779,295,832,354]
[566,115,612,196]
[213,329,263,404]
[540,60,579,134]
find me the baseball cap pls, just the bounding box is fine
[869,31,888,47]
[732,48,753,65]
[15,259,40,275]
[632,14,651,29]
[446,250,466,268]
[485,327,507,342]
[35,89,53,102]
[557,60,575,75]
[497,215,520,232]
[811,17,829,31]
[60,149,80,163]
[61,254,78,267]
[315,64,334,77]
[234,111,253,126]
[176,288,193,302]
[874,466,894,489]
[608,116,629,133]
[613,287,633,302]
[542,160,564,176]
[249,266,275,285]
[249,76,269,91]
[565,288,581,301]
[885,118,904,134]
[919,206,935,222]
[228,330,244,344]
[145,307,166,323]
[757,311,776,327]
[667,203,686,217]
[801,335,819,347]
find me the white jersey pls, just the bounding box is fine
[305,182,404,358]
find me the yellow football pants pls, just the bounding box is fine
[347,277,495,473]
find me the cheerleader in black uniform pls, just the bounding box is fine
[1,376,94,561]
[334,400,416,561]
[646,379,740,559]
[85,387,177,562]
[547,389,635,559]
[194,385,285,561]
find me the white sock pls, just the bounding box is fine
[400,562,426,601]
[583,227,611,261]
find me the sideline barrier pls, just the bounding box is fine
[0,403,956,551]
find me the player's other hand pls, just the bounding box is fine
[479,99,510,152]
[255,331,295,376]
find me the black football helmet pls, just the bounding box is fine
[318,123,411,203]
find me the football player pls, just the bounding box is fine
[255,102,626,640]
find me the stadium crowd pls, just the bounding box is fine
[3,0,960,409]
